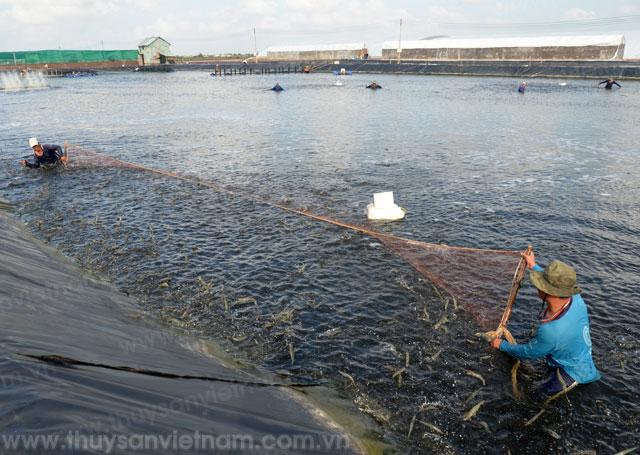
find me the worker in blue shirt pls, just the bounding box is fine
[518,81,527,93]
[490,251,600,396]
[22,137,68,169]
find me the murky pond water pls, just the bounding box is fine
[2,71,639,453]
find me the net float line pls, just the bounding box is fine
[67,145,523,304]
[68,145,519,257]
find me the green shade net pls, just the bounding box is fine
[0,50,137,65]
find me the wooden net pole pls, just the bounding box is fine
[484,245,533,399]
[500,245,533,329]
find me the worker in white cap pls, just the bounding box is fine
[22,138,68,168]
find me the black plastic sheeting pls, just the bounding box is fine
[168,59,640,79]
[0,212,360,454]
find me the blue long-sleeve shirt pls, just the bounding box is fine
[25,144,64,168]
[499,265,601,384]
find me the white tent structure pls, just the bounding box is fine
[264,43,368,60]
[382,35,625,60]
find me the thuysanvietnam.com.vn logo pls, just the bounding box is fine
[2,431,351,452]
[583,326,592,347]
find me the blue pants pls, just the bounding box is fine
[540,367,576,396]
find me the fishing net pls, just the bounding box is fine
[66,145,530,392]
[376,235,523,329]
[67,148,132,170]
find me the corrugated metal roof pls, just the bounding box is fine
[138,36,171,47]
[266,43,365,53]
[382,35,625,50]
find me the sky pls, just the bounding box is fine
[1,0,639,57]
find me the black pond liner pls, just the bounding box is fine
[0,212,372,454]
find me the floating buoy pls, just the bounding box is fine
[367,192,406,221]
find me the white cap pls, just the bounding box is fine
[28,137,39,148]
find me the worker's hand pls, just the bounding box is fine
[490,337,502,350]
[522,250,536,269]
[60,155,68,167]
[21,160,27,167]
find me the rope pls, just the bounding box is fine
[67,145,519,256]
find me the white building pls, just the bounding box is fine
[264,43,368,60]
[382,35,625,60]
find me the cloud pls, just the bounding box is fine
[239,0,279,15]
[427,5,465,23]
[619,4,640,15]
[134,0,412,50]
[563,8,597,21]
[125,0,159,9]
[0,0,161,49]
[0,0,158,27]
[1,0,120,25]
[0,0,468,54]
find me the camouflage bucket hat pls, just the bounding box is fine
[530,260,582,298]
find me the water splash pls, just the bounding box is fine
[0,71,49,91]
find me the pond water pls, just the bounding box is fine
[1,70,639,453]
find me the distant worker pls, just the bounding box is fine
[366,81,382,90]
[270,82,284,92]
[22,138,68,169]
[598,78,621,90]
[490,250,600,397]
[518,81,527,93]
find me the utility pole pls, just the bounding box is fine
[253,27,258,63]
[101,40,104,51]
[397,18,402,64]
